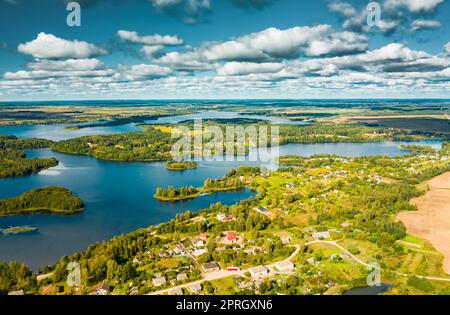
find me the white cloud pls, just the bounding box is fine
[217,62,283,76]
[384,0,444,13]
[445,42,450,54]
[141,45,165,59]
[166,25,367,65]
[117,64,173,81]
[18,33,107,59]
[410,19,441,32]
[27,58,104,71]
[117,30,183,46]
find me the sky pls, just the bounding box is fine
[0,0,449,101]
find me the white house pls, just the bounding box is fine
[248,266,268,279]
[275,261,294,272]
[193,248,208,257]
[312,231,330,239]
[153,276,167,287]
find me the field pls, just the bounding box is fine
[397,172,450,274]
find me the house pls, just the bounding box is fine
[286,182,297,189]
[248,266,268,279]
[254,206,268,214]
[8,290,24,295]
[199,232,209,240]
[192,239,205,247]
[226,231,237,242]
[275,261,295,272]
[169,287,183,295]
[217,213,236,222]
[280,236,293,245]
[312,231,330,239]
[193,248,208,257]
[132,257,141,265]
[152,276,167,287]
[189,283,202,294]
[202,262,220,273]
[94,284,109,295]
[307,257,316,265]
[177,273,188,282]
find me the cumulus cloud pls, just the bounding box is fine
[117,64,173,81]
[329,0,444,35]
[176,25,368,64]
[217,62,283,76]
[27,58,105,71]
[384,0,444,13]
[117,30,183,46]
[410,19,441,32]
[18,33,107,59]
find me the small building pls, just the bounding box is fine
[193,248,208,257]
[312,231,330,240]
[189,283,202,294]
[254,206,268,214]
[217,213,236,222]
[94,284,109,295]
[248,266,268,279]
[202,262,220,273]
[280,236,293,245]
[192,239,205,247]
[177,273,188,282]
[169,287,183,295]
[226,231,237,242]
[275,261,295,272]
[286,182,297,189]
[152,276,167,287]
[199,232,209,240]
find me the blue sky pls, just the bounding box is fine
[0,0,449,100]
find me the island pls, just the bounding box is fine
[0,186,84,216]
[154,186,201,202]
[165,160,198,171]
[154,176,246,202]
[0,226,38,236]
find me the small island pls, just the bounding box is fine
[165,160,198,171]
[154,186,201,202]
[154,177,245,202]
[0,186,84,216]
[1,226,38,236]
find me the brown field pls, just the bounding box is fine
[397,172,450,274]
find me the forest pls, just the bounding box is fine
[0,148,58,178]
[166,160,198,171]
[0,186,84,216]
[154,186,200,201]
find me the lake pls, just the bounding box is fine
[0,117,443,270]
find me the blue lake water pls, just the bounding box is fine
[0,116,444,270]
[0,111,306,141]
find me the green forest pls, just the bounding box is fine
[166,160,198,171]
[154,186,200,201]
[0,149,58,178]
[0,186,84,216]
